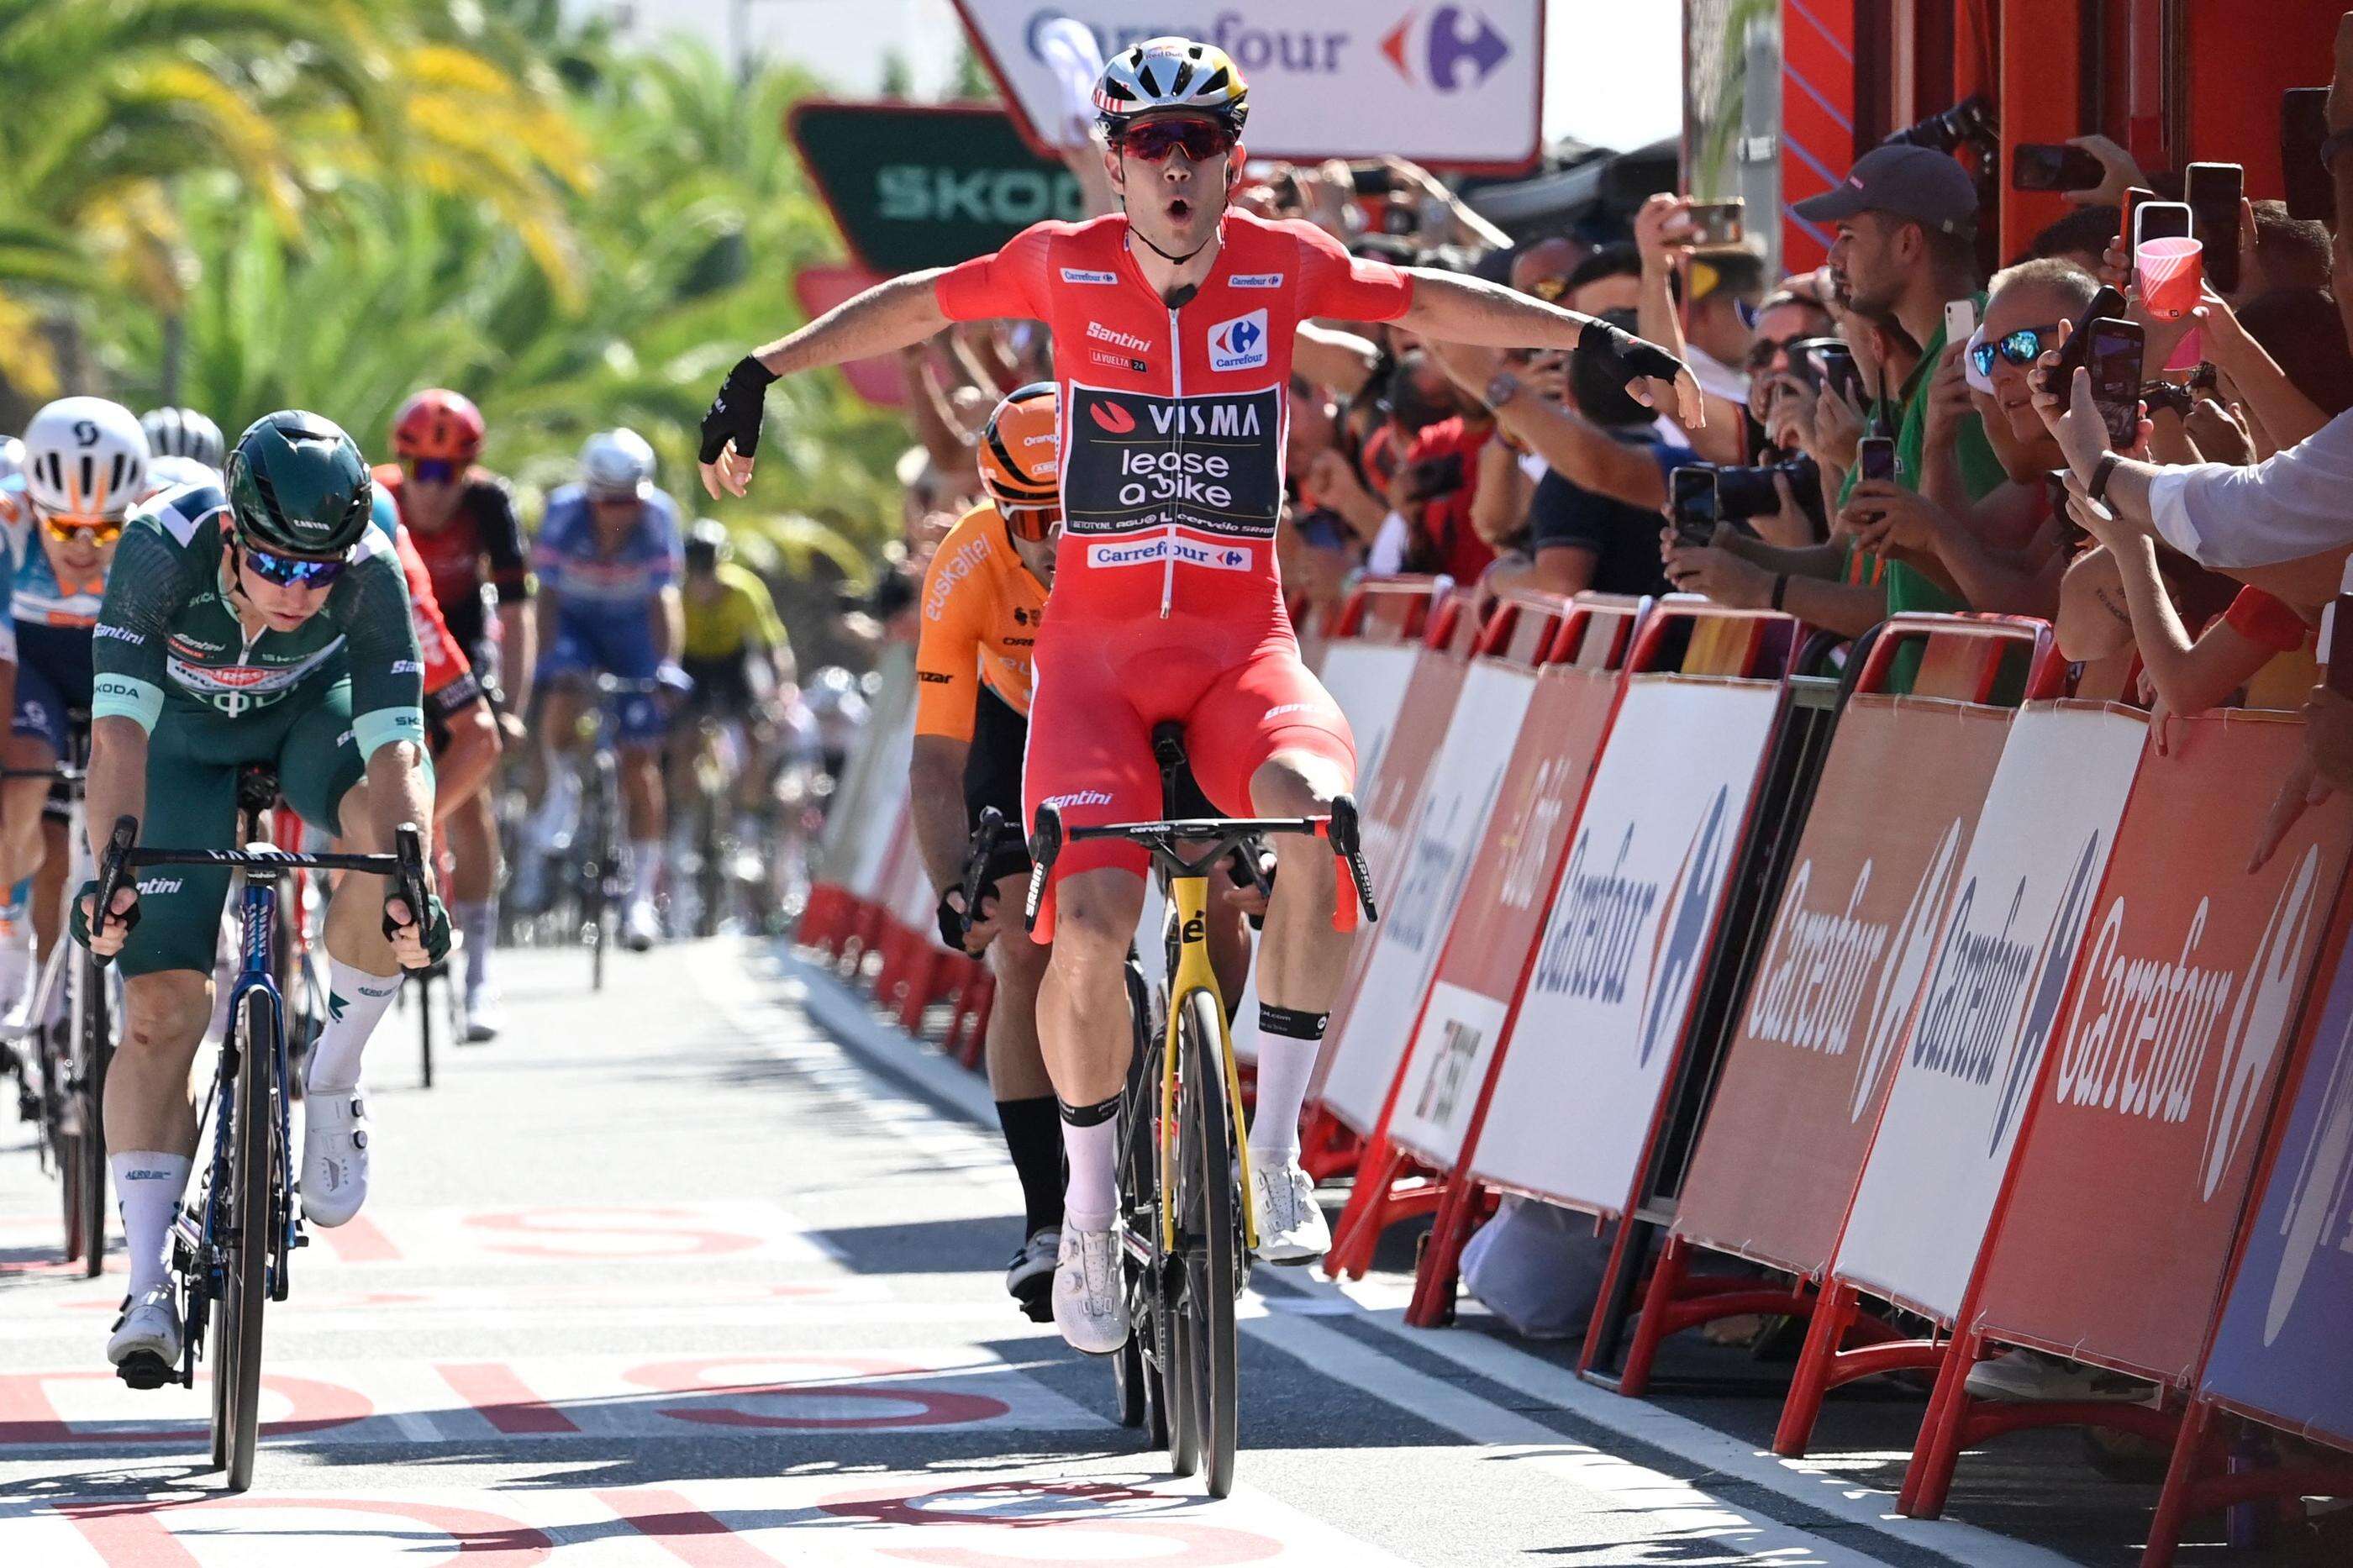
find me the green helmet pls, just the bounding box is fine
[224,411,374,558]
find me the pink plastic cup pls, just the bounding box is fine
[2136,236,2203,320]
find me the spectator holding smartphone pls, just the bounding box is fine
[1634,194,1767,462]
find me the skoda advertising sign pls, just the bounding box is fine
[952,2,1545,171]
[787,101,1087,274]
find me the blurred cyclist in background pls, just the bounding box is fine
[674,518,794,855]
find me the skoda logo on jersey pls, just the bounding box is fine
[1634,785,1732,1066]
[1208,309,1270,374]
[2203,844,2325,1199]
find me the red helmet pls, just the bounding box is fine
[392,389,485,463]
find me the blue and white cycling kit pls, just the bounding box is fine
[0,474,106,756]
[531,482,682,743]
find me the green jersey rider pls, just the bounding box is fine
[76,412,450,1388]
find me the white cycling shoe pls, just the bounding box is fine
[463,987,502,1044]
[108,1283,183,1388]
[301,1092,371,1227]
[1248,1156,1330,1265]
[622,900,661,952]
[1051,1225,1129,1354]
[1006,1225,1060,1317]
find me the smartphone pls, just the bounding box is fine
[2324,556,2353,697]
[1808,340,1862,407]
[1857,435,1897,486]
[1685,200,1745,245]
[2118,186,2156,254]
[2047,283,2129,393]
[2013,142,2106,192]
[2134,200,2193,250]
[1349,163,1396,197]
[2183,162,2245,294]
[1945,298,1977,345]
[1669,466,1720,547]
[2284,87,2334,222]
[2085,317,2147,447]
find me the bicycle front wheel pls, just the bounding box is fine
[1177,987,1240,1497]
[221,992,276,1492]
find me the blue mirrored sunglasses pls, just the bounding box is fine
[1969,324,2061,378]
[244,543,348,588]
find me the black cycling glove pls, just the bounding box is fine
[1578,318,1688,387]
[938,887,993,952]
[384,892,453,967]
[71,879,140,949]
[699,355,780,465]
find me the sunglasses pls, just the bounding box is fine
[1969,324,2062,378]
[1743,334,1812,371]
[39,511,123,546]
[242,541,348,588]
[1117,118,1235,163]
[405,458,460,485]
[1005,504,1063,543]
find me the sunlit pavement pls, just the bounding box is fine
[0,938,2278,1565]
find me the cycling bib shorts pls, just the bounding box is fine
[934,211,1413,890]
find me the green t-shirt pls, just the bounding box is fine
[92,481,425,759]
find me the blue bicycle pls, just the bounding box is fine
[91,764,428,1492]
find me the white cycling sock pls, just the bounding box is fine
[305,960,400,1092]
[113,1152,192,1297]
[629,839,665,905]
[1059,1113,1119,1233]
[1248,1038,1319,1164]
[455,901,495,992]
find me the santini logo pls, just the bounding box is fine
[1087,322,1152,353]
[1208,309,1270,373]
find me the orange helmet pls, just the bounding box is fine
[392,388,485,464]
[976,381,1060,539]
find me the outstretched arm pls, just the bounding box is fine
[1395,269,1705,428]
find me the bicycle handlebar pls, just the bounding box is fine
[1022,799,1381,937]
[87,814,430,971]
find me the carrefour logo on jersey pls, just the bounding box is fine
[1208,309,1271,373]
[1085,535,1251,572]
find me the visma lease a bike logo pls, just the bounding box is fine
[1531,784,1732,1066]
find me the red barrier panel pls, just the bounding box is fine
[1322,595,1647,1278]
[1774,696,2148,1457]
[1620,618,2046,1393]
[1902,712,2353,1517]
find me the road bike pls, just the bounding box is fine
[1024,723,1377,1498]
[91,767,429,1492]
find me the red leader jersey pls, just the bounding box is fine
[933,212,1414,902]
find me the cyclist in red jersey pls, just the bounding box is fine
[698,36,1699,1354]
[379,389,534,1036]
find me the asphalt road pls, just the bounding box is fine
[0,937,2325,1565]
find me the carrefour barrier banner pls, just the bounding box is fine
[1673,697,2013,1277]
[1971,715,2353,1384]
[1830,703,2147,1321]
[2202,910,2353,1448]
[1318,640,1419,811]
[1318,659,1538,1133]
[819,646,915,891]
[1383,662,1624,1166]
[953,2,1545,171]
[1466,676,1782,1216]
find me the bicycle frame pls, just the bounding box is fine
[1157,871,1257,1258]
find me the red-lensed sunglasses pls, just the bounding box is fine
[1117,118,1235,164]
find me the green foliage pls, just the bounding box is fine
[10,0,908,596]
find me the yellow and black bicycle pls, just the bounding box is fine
[1025,722,1377,1497]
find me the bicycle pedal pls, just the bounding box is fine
[113,1351,176,1392]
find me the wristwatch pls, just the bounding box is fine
[2088,451,2123,504]
[1484,371,1523,412]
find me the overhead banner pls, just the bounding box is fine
[1384,660,1624,1167]
[2202,905,2353,1449]
[1317,658,1538,1133]
[1672,697,2013,1277]
[1971,715,2353,1385]
[1466,675,1782,1217]
[1829,703,2148,1322]
[787,101,1086,274]
[951,2,1545,172]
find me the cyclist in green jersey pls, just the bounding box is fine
[76,412,450,1382]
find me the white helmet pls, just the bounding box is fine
[23,397,150,520]
[581,428,655,497]
[145,453,223,498]
[141,406,227,469]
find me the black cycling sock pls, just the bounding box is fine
[1258,1003,1330,1042]
[1057,1092,1121,1127]
[996,1096,1065,1236]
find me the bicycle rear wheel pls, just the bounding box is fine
[1178,987,1240,1498]
[220,992,274,1492]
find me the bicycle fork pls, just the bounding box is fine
[1158,874,1259,1259]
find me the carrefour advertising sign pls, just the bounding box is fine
[953,3,1545,171]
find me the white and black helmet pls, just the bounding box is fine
[141,406,227,469]
[1092,37,1249,131]
[23,397,150,520]
[581,427,655,497]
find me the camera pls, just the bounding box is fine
[1882,93,1995,155]
[1711,454,1819,521]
